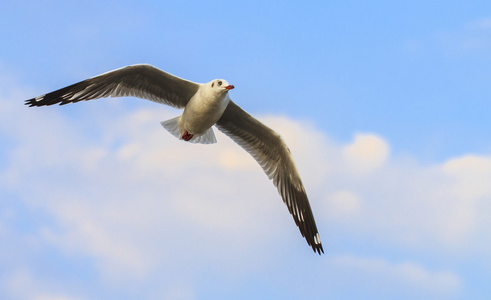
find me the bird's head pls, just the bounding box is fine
[209,79,234,93]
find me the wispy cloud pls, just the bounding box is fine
[328,255,461,295]
[403,16,491,56]
[2,268,86,300]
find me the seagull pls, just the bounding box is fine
[25,64,324,254]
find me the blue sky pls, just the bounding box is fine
[1,1,491,299]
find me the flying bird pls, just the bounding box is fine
[25,64,324,254]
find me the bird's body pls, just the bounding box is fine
[25,64,324,254]
[177,79,233,142]
[181,80,232,135]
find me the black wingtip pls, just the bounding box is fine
[25,94,48,107]
[25,98,37,107]
[311,241,324,255]
[310,232,324,255]
[24,94,65,107]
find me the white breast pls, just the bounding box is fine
[179,84,231,135]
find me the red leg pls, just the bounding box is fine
[182,131,194,141]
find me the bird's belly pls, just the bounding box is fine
[182,111,219,134]
[180,98,228,134]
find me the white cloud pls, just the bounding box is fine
[322,190,361,220]
[342,133,390,174]
[329,255,461,295]
[443,155,491,200]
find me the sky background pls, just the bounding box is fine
[1,1,491,299]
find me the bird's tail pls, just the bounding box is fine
[160,116,217,144]
[160,116,182,139]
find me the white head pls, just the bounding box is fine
[208,79,235,93]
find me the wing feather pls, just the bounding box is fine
[216,101,324,254]
[25,64,200,108]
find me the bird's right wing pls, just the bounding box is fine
[25,64,200,109]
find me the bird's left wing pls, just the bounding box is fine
[25,64,200,109]
[216,101,324,254]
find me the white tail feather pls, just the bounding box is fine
[160,117,217,144]
[160,116,181,139]
[189,127,217,144]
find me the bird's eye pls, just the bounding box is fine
[217,80,222,86]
